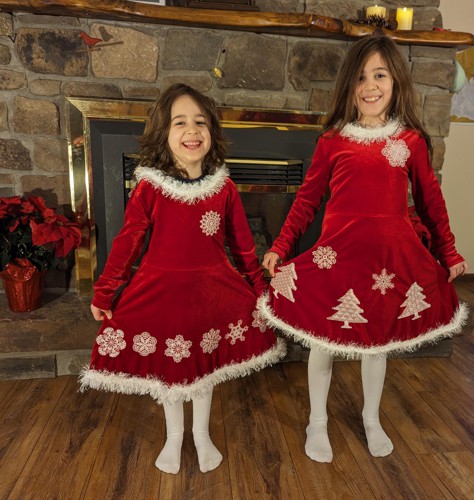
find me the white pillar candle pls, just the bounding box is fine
[396,7,414,30]
[366,5,387,18]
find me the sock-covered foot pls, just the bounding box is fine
[193,431,222,473]
[155,433,183,474]
[305,418,333,463]
[363,418,393,457]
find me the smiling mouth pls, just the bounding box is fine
[363,96,382,103]
[183,141,202,149]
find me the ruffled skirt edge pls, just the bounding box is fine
[78,337,287,405]
[257,293,470,360]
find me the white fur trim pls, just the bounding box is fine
[134,166,228,204]
[257,293,469,360]
[340,120,403,144]
[78,337,286,405]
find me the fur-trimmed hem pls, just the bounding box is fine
[134,166,228,204]
[78,337,286,405]
[340,119,403,144]
[257,293,469,360]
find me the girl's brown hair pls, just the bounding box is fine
[324,34,432,156]
[138,83,230,178]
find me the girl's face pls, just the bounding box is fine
[168,94,211,176]
[354,51,393,126]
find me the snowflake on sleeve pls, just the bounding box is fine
[96,327,126,357]
[225,320,249,345]
[372,268,395,295]
[200,210,221,236]
[200,328,221,354]
[251,309,268,332]
[382,138,411,168]
[312,246,337,269]
[132,331,157,356]
[165,334,192,363]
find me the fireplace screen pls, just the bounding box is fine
[66,98,324,294]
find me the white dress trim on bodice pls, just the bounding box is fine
[340,119,403,144]
[134,165,228,204]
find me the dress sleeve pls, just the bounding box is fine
[92,181,154,310]
[408,134,464,269]
[270,135,333,260]
[225,180,267,296]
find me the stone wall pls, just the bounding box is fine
[0,0,454,256]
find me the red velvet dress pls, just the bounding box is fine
[80,167,286,404]
[259,121,468,358]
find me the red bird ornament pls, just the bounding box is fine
[79,31,103,48]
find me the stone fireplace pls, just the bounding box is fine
[1,2,468,292]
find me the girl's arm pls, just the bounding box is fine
[92,181,154,311]
[225,180,267,295]
[269,136,333,261]
[409,135,465,270]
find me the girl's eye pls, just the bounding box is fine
[375,73,386,79]
[358,75,365,82]
[196,121,207,126]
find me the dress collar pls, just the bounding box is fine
[134,165,228,204]
[340,119,403,144]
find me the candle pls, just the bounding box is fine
[366,5,387,18]
[396,7,414,30]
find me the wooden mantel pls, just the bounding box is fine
[1,0,474,47]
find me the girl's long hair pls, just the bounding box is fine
[324,34,432,157]
[138,83,230,177]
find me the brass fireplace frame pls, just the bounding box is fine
[66,97,324,295]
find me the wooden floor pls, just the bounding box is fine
[1,282,473,500]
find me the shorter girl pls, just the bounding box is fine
[261,35,468,462]
[80,84,285,474]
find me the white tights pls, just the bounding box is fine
[305,349,393,463]
[155,389,222,474]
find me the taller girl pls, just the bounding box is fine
[261,35,468,462]
[80,84,285,474]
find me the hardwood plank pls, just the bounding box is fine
[373,360,466,455]
[418,451,474,499]
[7,377,116,499]
[157,385,233,500]
[83,393,162,498]
[0,378,17,404]
[221,370,304,500]
[333,361,447,498]
[267,362,375,499]
[0,377,69,499]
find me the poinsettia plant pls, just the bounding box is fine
[0,195,82,271]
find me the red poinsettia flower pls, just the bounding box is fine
[1,194,82,271]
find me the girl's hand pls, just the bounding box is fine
[90,304,113,321]
[262,251,282,278]
[448,261,468,283]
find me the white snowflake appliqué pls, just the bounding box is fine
[225,320,249,345]
[200,328,221,354]
[372,268,396,295]
[381,138,411,168]
[251,309,268,332]
[200,210,221,236]
[165,334,192,363]
[312,246,337,269]
[96,327,126,358]
[132,331,157,357]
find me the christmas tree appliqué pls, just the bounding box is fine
[397,282,431,320]
[372,268,395,295]
[327,289,368,329]
[271,263,298,303]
